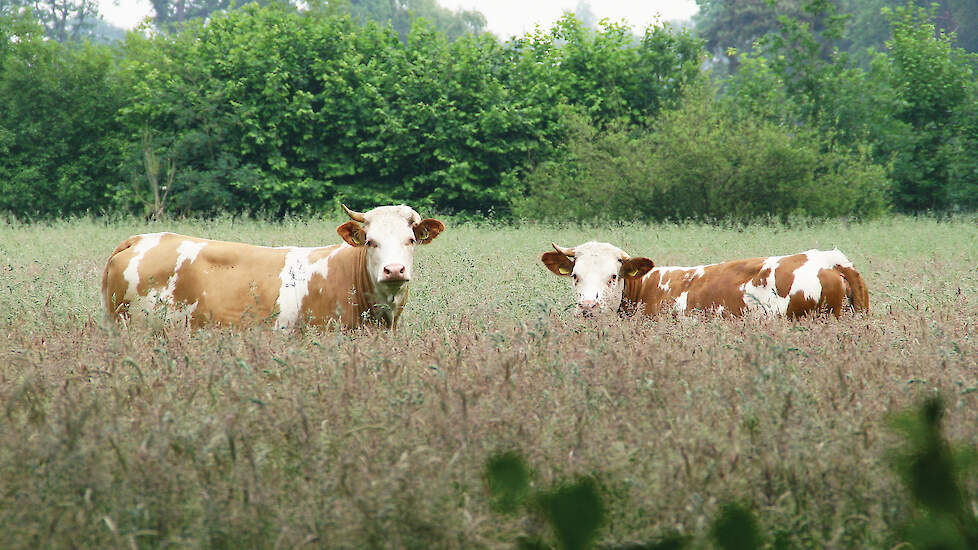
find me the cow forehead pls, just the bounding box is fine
[362,205,420,238]
[572,242,627,275]
[362,205,421,225]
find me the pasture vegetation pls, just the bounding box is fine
[1,216,977,549]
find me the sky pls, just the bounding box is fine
[439,1,698,38]
[99,0,154,29]
[97,0,699,37]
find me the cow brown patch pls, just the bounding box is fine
[815,267,846,318]
[774,254,807,297]
[753,267,771,287]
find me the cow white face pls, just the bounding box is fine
[542,241,654,315]
[337,205,444,293]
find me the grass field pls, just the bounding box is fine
[1,215,976,549]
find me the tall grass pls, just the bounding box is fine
[0,216,976,548]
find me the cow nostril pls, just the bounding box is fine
[382,263,408,280]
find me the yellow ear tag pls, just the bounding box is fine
[418,228,429,241]
[352,234,363,245]
[625,268,639,277]
[558,266,571,275]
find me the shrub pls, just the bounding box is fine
[0,19,124,217]
[883,4,977,212]
[509,106,658,222]
[941,81,978,211]
[513,86,891,222]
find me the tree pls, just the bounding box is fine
[149,0,230,28]
[884,3,976,211]
[694,0,978,73]
[841,0,978,55]
[692,0,807,69]
[567,0,597,29]
[2,0,99,42]
[0,17,125,216]
[345,0,487,42]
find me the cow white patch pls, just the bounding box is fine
[788,249,853,303]
[739,255,790,316]
[653,265,709,292]
[175,239,207,268]
[120,236,203,325]
[655,270,670,292]
[130,290,199,325]
[674,291,689,313]
[156,239,209,308]
[122,233,165,301]
[275,245,343,330]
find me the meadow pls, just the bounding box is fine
[1,215,976,549]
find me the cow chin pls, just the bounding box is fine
[377,278,409,290]
[575,298,617,317]
[575,290,623,318]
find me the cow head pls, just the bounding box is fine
[542,241,654,315]
[337,204,444,292]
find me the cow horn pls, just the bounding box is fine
[552,242,575,257]
[342,204,366,222]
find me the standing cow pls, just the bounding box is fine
[541,241,868,318]
[102,204,444,330]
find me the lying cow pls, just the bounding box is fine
[101,204,444,330]
[541,241,868,318]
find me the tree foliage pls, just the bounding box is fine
[2,0,99,42]
[0,14,122,216]
[694,0,978,68]
[694,0,789,61]
[724,0,978,213]
[114,4,556,215]
[340,0,487,42]
[504,15,703,128]
[514,88,890,223]
[106,5,703,217]
[0,0,976,220]
[884,3,977,210]
[149,0,232,27]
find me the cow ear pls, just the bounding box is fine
[621,257,654,279]
[542,252,574,276]
[414,219,445,244]
[337,221,366,246]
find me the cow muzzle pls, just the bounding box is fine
[578,299,599,317]
[380,263,410,283]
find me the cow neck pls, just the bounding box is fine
[350,244,405,328]
[620,276,644,316]
[351,244,373,317]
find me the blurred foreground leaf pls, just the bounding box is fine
[485,451,531,514]
[537,476,604,550]
[890,396,978,549]
[710,502,763,550]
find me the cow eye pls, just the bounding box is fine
[366,239,377,248]
[408,237,416,245]
[609,274,618,283]
[571,273,579,283]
